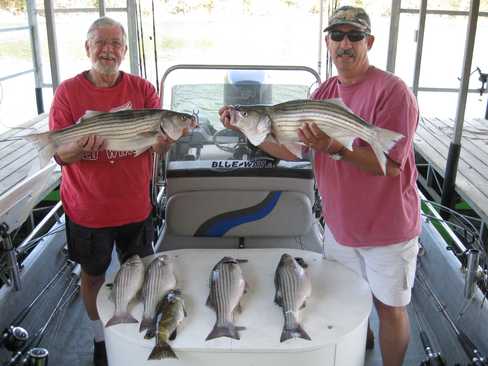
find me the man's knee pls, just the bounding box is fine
[374,297,408,320]
[81,271,105,289]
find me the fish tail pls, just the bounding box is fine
[280,323,312,342]
[205,322,240,341]
[139,316,153,333]
[105,312,138,327]
[370,126,404,175]
[25,132,55,166]
[147,341,178,360]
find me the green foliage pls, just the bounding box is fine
[0,40,31,60]
[161,36,185,49]
[0,0,25,12]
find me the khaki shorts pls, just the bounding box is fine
[323,224,419,307]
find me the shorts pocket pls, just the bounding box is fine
[400,239,419,289]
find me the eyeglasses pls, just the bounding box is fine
[329,30,368,42]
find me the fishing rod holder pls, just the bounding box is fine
[24,347,48,366]
[0,326,28,352]
[462,249,487,299]
[0,223,22,291]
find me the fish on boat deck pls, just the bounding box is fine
[147,289,187,360]
[206,256,248,341]
[105,254,145,328]
[229,99,404,174]
[274,253,312,342]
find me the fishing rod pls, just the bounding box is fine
[411,287,447,366]
[0,261,72,351]
[416,269,488,366]
[151,0,159,94]
[2,265,80,366]
[137,0,147,79]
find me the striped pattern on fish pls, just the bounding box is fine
[106,254,145,327]
[205,257,247,341]
[231,99,404,174]
[274,254,312,342]
[140,255,177,334]
[21,108,197,166]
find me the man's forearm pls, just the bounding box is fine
[258,140,299,161]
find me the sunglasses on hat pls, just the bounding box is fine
[329,30,368,42]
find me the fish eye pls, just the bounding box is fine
[242,111,248,117]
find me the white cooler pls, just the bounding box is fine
[97,248,372,366]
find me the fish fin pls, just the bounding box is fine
[236,258,248,263]
[134,146,150,156]
[205,293,215,309]
[205,322,240,341]
[327,98,352,112]
[300,301,307,310]
[283,142,303,159]
[24,132,55,166]
[147,341,178,360]
[280,323,312,342]
[274,289,283,307]
[295,257,308,268]
[236,302,243,314]
[169,328,177,341]
[82,110,103,118]
[144,327,156,340]
[105,312,138,327]
[370,126,404,175]
[139,316,153,333]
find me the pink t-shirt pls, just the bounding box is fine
[312,66,420,247]
[49,71,160,228]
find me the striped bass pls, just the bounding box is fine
[20,108,197,165]
[274,253,312,342]
[140,255,177,334]
[229,99,404,174]
[205,256,247,341]
[148,289,187,360]
[105,254,145,327]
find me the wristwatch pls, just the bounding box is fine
[329,146,347,161]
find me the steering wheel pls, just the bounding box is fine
[212,128,247,153]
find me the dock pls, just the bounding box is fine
[0,114,61,233]
[415,116,488,243]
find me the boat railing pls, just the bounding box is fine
[0,201,63,291]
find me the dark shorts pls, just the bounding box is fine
[65,215,155,276]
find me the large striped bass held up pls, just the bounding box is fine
[140,255,177,335]
[229,99,404,174]
[23,108,198,165]
[205,256,247,341]
[106,254,145,327]
[274,253,312,342]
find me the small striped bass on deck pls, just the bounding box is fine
[274,253,312,342]
[105,254,145,327]
[229,99,404,174]
[205,256,247,341]
[140,255,177,335]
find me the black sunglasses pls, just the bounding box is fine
[329,30,368,42]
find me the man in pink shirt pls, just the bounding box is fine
[219,6,420,366]
[49,17,177,366]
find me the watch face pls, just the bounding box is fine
[330,153,343,161]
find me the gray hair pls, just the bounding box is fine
[87,16,126,43]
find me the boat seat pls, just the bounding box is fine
[165,190,313,237]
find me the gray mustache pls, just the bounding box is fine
[337,49,355,57]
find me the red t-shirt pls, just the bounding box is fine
[312,66,421,247]
[49,71,160,228]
